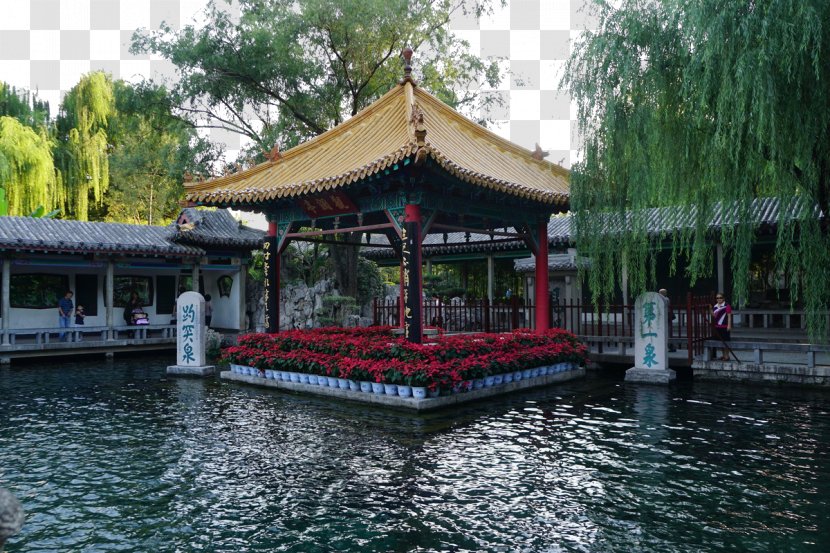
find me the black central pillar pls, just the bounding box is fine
[264,217,280,333]
[403,203,423,343]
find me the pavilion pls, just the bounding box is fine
[184,49,570,342]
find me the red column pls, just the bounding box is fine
[535,221,549,333]
[403,204,423,343]
[265,220,280,333]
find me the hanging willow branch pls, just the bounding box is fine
[564,0,830,339]
[0,116,55,215]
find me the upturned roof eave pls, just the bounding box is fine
[184,81,570,208]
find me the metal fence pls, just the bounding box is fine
[374,293,716,362]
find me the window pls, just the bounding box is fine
[11,274,70,309]
[113,276,154,307]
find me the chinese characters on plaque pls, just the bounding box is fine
[297,191,358,218]
[626,291,674,383]
[263,235,278,332]
[167,291,214,375]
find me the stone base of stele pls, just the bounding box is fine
[166,365,215,377]
[625,367,676,384]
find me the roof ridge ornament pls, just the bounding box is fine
[531,143,549,161]
[411,103,428,165]
[401,46,416,85]
[264,144,282,162]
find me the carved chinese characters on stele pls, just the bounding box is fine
[633,292,668,371]
[177,291,206,367]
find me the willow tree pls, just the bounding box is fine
[0,116,57,215]
[564,0,830,337]
[55,72,114,221]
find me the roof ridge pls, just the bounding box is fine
[187,84,410,193]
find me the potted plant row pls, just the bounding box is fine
[222,327,587,400]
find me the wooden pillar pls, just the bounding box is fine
[487,254,495,302]
[265,219,280,333]
[1,258,9,345]
[105,259,114,339]
[535,221,550,333]
[716,243,724,294]
[426,258,433,275]
[403,203,423,343]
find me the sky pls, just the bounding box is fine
[0,0,594,171]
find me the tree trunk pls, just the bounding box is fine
[330,232,361,298]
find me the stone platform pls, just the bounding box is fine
[167,364,215,377]
[625,367,677,384]
[220,368,586,412]
[692,359,830,387]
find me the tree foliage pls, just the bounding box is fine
[134,0,502,157]
[54,72,115,221]
[133,0,503,297]
[0,75,216,223]
[564,0,830,338]
[0,116,57,215]
[101,81,221,224]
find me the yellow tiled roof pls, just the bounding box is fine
[185,82,570,206]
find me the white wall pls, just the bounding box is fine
[200,268,243,330]
[7,265,103,329]
[4,258,246,330]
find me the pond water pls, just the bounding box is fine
[1,357,829,552]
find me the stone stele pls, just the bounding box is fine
[167,291,215,376]
[625,291,676,384]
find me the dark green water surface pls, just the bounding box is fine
[1,358,829,552]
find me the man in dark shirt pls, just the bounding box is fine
[58,290,74,342]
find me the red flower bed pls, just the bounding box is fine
[222,326,587,392]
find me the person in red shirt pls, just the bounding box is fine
[712,293,733,361]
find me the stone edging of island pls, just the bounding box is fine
[220,367,586,411]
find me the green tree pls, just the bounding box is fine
[0,116,57,215]
[0,82,51,129]
[0,83,59,216]
[564,0,830,337]
[54,72,115,221]
[133,0,503,297]
[101,81,221,224]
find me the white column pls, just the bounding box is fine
[716,243,725,294]
[2,258,10,345]
[237,265,247,331]
[105,260,114,339]
[192,262,200,292]
[487,255,495,302]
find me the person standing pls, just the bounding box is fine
[713,292,733,361]
[58,290,74,342]
[204,294,213,327]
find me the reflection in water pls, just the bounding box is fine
[1,358,829,552]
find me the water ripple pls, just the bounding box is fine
[1,360,829,552]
